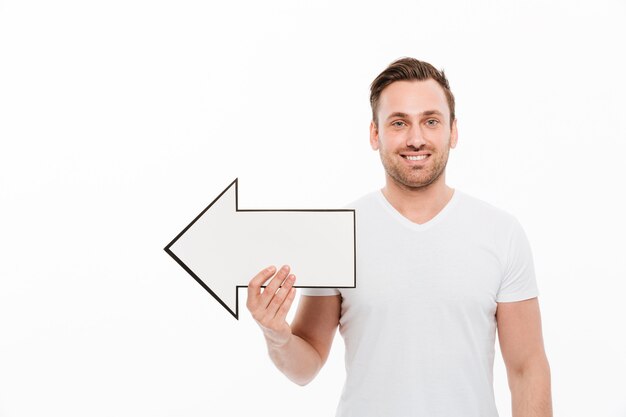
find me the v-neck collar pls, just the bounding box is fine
[375,188,460,231]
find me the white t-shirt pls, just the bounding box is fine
[301,189,538,417]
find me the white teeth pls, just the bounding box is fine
[405,155,428,161]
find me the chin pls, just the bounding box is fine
[392,170,442,190]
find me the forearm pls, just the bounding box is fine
[266,333,323,386]
[508,358,553,417]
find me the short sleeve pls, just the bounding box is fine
[299,288,341,296]
[496,218,539,302]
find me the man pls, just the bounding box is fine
[246,57,553,417]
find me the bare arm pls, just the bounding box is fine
[246,265,341,386]
[497,297,553,417]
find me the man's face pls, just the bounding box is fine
[370,79,458,190]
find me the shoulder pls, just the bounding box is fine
[455,190,518,224]
[453,190,525,239]
[343,190,381,211]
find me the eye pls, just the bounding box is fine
[391,121,407,127]
[425,119,439,127]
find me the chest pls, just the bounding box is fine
[340,222,504,321]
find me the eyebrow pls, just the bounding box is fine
[385,110,444,121]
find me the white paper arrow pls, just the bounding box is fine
[164,179,356,319]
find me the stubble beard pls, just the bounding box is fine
[379,142,451,191]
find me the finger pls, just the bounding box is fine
[260,265,290,308]
[274,286,297,321]
[266,273,295,318]
[247,265,276,304]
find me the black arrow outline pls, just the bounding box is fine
[164,178,357,319]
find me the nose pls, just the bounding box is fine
[406,125,426,149]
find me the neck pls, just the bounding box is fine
[381,172,454,225]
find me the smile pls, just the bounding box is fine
[402,154,429,161]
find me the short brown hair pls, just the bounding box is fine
[370,57,455,127]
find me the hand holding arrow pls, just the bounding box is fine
[246,265,297,347]
[164,179,356,319]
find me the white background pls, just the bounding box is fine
[1,0,625,416]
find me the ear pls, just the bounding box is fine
[369,120,380,150]
[449,118,458,149]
